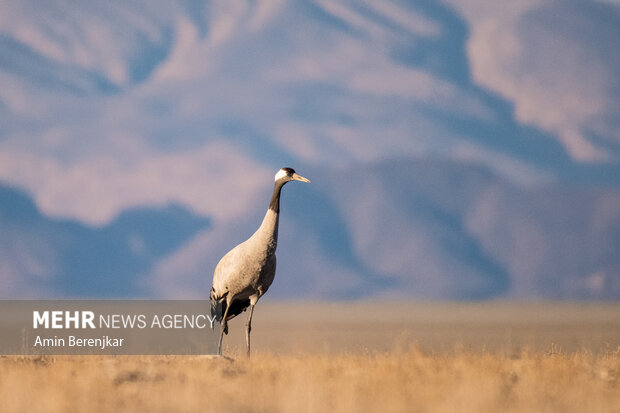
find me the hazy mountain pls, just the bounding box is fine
[0,185,209,297]
[1,158,619,299]
[0,0,619,299]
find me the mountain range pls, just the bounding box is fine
[0,0,619,299]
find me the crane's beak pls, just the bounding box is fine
[292,173,310,183]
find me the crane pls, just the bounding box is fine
[210,167,310,356]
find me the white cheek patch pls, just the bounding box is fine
[274,169,288,181]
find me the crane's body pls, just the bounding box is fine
[210,167,310,356]
[211,209,278,323]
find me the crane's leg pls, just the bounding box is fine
[218,303,230,355]
[245,304,255,358]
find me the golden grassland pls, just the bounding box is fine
[1,350,619,412]
[1,302,620,413]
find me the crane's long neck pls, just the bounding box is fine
[268,180,285,214]
[255,180,285,248]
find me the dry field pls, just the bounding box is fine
[1,302,620,412]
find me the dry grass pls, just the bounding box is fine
[2,302,620,412]
[0,349,619,413]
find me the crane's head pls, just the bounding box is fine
[274,167,310,184]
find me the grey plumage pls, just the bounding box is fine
[210,167,310,356]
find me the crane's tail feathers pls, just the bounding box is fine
[209,288,249,336]
[210,288,224,322]
[210,303,222,322]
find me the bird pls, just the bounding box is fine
[210,167,310,356]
